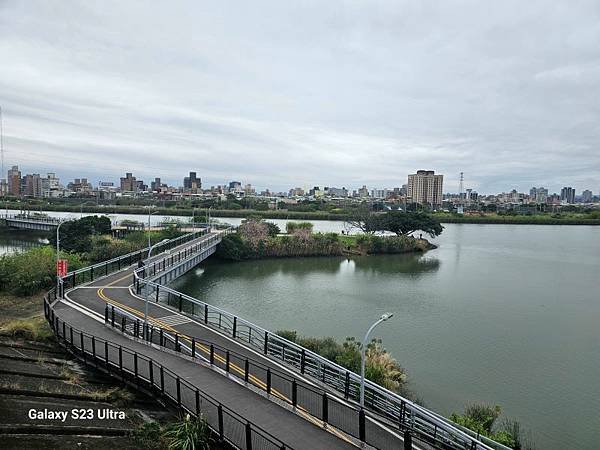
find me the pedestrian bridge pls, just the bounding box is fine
[45,228,507,450]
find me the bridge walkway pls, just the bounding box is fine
[51,301,354,450]
[61,234,405,449]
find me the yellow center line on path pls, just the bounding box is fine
[95,277,356,446]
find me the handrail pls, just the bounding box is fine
[43,293,292,450]
[54,227,507,450]
[132,238,503,450]
[103,301,408,448]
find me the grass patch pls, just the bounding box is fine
[0,315,54,343]
[0,292,44,324]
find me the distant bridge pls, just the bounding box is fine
[1,214,205,235]
[43,227,507,450]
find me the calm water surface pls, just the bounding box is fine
[172,224,600,450]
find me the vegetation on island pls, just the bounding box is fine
[133,414,214,450]
[216,212,441,261]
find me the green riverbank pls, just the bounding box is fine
[6,201,600,225]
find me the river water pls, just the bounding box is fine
[2,212,599,448]
[170,223,599,450]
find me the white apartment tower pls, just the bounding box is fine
[407,170,444,207]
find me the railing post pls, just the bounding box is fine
[111,306,115,327]
[218,404,224,441]
[160,329,164,347]
[210,344,214,364]
[104,304,108,323]
[160,366,164,393]
[156,286,159,303]
[245,422,252,450]
[121,315,126,333]
[322,393,328,424]
[175,333,180,352]
[225,350,230,372]
[149,361,154,387]
[178,294,182,312]
[344,371,351,399]
[359,409,366,442]
[104,341,109,366]
[292,379,297,407]
[176,377,181,406]
[91,336,96,362]
[266,369,271,394]
[80,332,85,363]
[134,353,138,382]
[195,389,200,415]
[204,304,208,324]
[118,346,123,372]
[191,337,196,358]
[404,430,413,449]
[300,349,306,374]
[90,266,94,281]
[244,359,249,382]
[264,331,269,355]
[232,316,237,338]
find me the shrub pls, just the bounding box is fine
[0,246,84,296]
[286,221,314,234]
[162,414,213,450]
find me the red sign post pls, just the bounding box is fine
[56,259,68,277]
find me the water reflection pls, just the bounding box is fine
[0,230,48,255]
[190,253,440,283]
[350,254,440,275]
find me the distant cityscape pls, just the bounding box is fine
[1,165,598,210]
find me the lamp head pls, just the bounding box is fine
[380,313,394,321]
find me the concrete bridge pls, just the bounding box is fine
[45,228,506,450]
[1,214,205,236]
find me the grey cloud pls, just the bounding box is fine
[0,0,598,193]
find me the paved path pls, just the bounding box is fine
[56,235,366,450]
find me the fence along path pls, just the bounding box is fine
[56,228,506,450]
[133,230,507,450]
[45,292,357,450]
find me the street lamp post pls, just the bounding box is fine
[143,238,169,338]
[360,313,394,409]
[55,221,64,297]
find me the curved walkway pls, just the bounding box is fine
[55,236,365,450]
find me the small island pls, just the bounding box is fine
[216,211,442,261]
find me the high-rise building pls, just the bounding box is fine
[560,186,575,204]
[7,165,21,196]
[67,178,93,194]
[150,177,162,191]
[407,170,444,207]
[582,189,593,203]
[530,186,548,204]
[23,173,42,197]
[41,173,61,197]
[120,172,137,192]
[183,171,201,193]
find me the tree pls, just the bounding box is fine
[265,222,281,237]
[379,211,443,238]
[346,206,382,234]
[48,216,112,253]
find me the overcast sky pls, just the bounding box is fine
[1,1,599,194]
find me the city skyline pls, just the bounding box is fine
[1,2,599,193]
[3,162,597,201]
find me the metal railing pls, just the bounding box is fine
[103,302,416,449]
[133,249,501,450]
[59,229,209,295]
[2,213,62,224]
[134,231,229,287]
[43,293,291,450]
